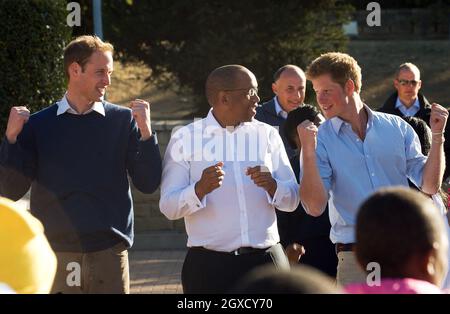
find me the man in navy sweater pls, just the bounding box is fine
[0,35,162,294]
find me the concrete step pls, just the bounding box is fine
[132,231,187,251]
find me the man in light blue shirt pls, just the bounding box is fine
[297,52,448,286]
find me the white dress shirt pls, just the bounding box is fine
[160,110,299,252]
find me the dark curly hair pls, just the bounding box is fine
[283,104,321,149]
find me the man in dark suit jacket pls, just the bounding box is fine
[255,65,337,276]
[378,62,450,180]
[254,65,306,160]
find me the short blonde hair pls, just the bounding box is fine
[306,52,362,93]
[64,35,114,79]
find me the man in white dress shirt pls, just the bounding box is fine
[160,65,299,293]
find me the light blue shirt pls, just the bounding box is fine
[395,97,420,117]
[301,105,427,244]
[274,97,288,119]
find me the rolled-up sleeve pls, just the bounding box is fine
[159,130,206,220]
[403,122,427,188]
[267,128,299,212]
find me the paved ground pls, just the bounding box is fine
[129,250,186,294]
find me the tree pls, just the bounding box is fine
[104,0,353,115]
[0,0,72,134]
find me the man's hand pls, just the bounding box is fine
[430,103,448,136]
[195,162,225,200]
[296,120,318,155]
[130,99,152,141]
[246,165,277,198]
[6,106,30,144]
[285,243,305,266]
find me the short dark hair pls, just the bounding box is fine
[205,64,249,106]
[355,187,444,278]
[232,264,338,294]
[284,104,320,149]
[402,116,431,156]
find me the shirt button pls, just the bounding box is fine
[371,173,375,177]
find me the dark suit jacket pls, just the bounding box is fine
[378,92,450,179]
[254,98,297,160]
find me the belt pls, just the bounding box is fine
[191,246,267,256]
[335,243,355,254]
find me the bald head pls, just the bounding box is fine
[396,62,421,80]
[272,65,306,112]
[273,65,305,82]
[205,65,252,106]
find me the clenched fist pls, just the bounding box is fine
[195,162,225,200]
[430,103,448,135]
[246,165,277,197]
[6,106,30,144]
[129,99,152,141]
[285,243,306,266]
[296,119,318,154]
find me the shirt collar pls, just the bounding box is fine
[56,93,106,116]
[395,97,420,111]
[330,103,374,135]
[204,109,251,135]
[274,97,288,119]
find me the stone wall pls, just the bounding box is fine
[132,120,191,236]
[355,8,449,40]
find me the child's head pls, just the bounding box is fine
[403,116,432,155]
[355,187,448,286]
[232,264,339,294]
[284,104,324,150]
[0,197,57,293]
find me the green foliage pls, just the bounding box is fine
[0,0,72,133]
[104,0,353,115]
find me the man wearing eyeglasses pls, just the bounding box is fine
[160,65,299,293]
[379,63,450,179]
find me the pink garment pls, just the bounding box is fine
[345,278,445,294]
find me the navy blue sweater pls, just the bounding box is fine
[0,102,162,252]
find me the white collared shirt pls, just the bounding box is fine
[395,97,420,117]
[56,93,105,116]
[274,97,288,119]
[159,110,299,252]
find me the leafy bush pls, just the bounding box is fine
[0,0,72,133]
[104,0,353,115]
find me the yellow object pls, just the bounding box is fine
[0,197,57,294]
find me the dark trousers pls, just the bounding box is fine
[182,243,289,294]
[298,236,337,277]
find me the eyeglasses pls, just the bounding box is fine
[397,79,420,87]
[223,87,259,98]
